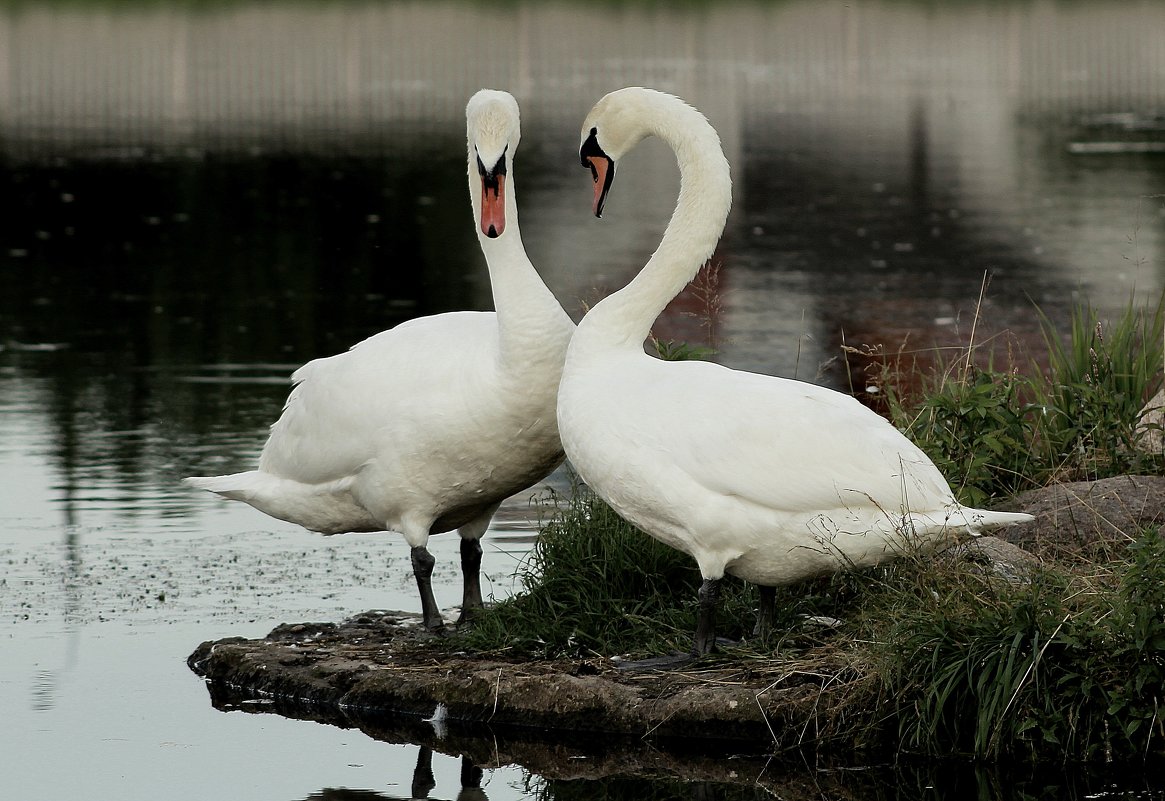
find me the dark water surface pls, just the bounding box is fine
[3,1,1165,799]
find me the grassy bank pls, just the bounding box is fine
[457,297,1165,762]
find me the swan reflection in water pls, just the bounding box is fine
[306,746,486,801]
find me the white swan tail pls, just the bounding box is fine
[962,509,1035,534]
[907,506,1033,537]
[184,471,377,534]
[183,472,266,502]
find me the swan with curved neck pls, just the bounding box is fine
[558,87,1033,658]
[186,90,575,631]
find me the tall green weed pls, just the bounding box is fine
[1033,297,1165,480]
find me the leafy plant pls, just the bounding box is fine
[650,337,716,362]
[886,365,1041,506]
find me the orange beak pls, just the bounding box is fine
[480,173,506,238]
[587,156,610,218]
[580,127,614,218]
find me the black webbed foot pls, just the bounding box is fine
[612,651,699,671]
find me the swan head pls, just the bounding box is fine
[467,89,521,239]
[580,87,724,220]
[579,87,679,218]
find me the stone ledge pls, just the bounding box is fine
[188,611,852,748]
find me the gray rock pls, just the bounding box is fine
[992,475,1165,562]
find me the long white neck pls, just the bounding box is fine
[467,156,573,366]
[576,98,732,353]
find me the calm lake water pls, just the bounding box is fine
[3,1,1165,798]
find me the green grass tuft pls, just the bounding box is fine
[462,483,765,659]
[887,365,1040,506]
[859,528,1165,761]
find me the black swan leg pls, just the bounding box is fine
[753,584,776,641]
[411,545,445,631]
[457,537,484,626]
[613,576,722,671]
[694,577,721,656]
[460,755,484,790]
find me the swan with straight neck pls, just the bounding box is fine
[186,90,575,631]
[559,87,1033,661]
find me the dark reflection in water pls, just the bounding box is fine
[207,678,1165,801]
[543,766,1165,801]
[461,760,1165,801]
[293,750,1165,801]
[306,746,486,801]
[0,149,489,505]
[0,149,478,362]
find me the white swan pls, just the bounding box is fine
[186,90,575,630]
[558,87,1034,657]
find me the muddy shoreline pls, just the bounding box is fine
[187,610,856,762]
[187,610,885,792]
